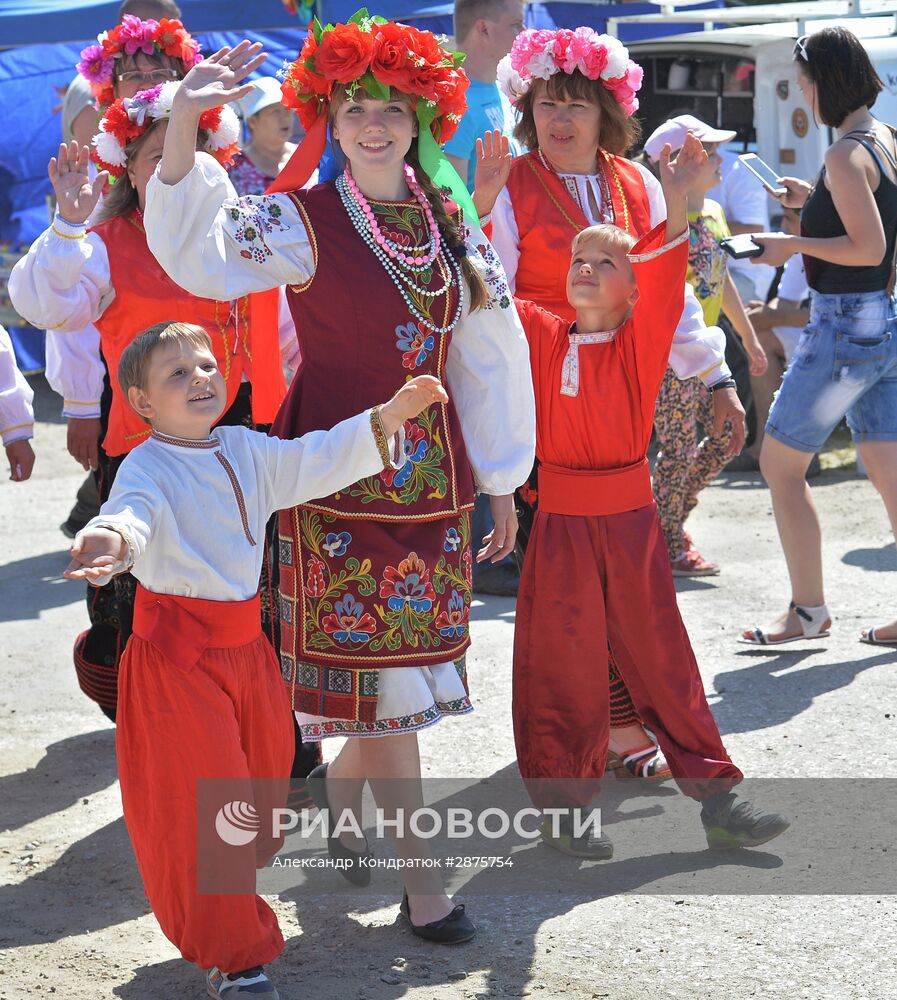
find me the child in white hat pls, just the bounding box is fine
[230,76,310,194]
[642,114,768,578]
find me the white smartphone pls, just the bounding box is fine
[738,153,787,196]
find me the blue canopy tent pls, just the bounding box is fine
[0,0,719,368]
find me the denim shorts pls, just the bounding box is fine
[765,288,897,453]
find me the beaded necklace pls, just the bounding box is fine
[345,164,441,268]
[336,172,464,334]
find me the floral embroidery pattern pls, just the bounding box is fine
[463,229,511,310]
[435,589,469,638]
[321,594,377,644]
[304,554,326,597]
[396,321,435,370]
[380,552,436,612]
[323,531,352,557]
[349,407,448,506]
[230,195,289,265]
[444,527,461,551]
[381,420,428,490]
[298,510,473,657]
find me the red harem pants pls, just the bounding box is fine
[513,497,742,810]
[116,585,293,972]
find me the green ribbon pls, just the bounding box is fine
[417,120,480,228]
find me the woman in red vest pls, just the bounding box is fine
[52,11,203,490]
[144,20,535,940]
[9,84,294,719]
[473,28,746,782]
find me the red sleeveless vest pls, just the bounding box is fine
[93,212,250,456]
[505,150,653,323]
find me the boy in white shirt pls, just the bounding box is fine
[64,320,447,1000]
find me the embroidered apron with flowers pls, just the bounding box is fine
[272,183,477,723]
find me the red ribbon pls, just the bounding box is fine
[245,115,328,424]
[266,113,327,195]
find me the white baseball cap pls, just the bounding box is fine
[237,76,285,120]
[643,114,736,162]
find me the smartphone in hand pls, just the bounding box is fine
[720,234,764,259]
[738,153,787,196]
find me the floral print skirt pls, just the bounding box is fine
[296,656,472,739]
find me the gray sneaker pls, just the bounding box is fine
[701,793,791,850]
[539,810,613,860]
[206,966,279,998]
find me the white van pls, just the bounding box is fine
[610,1,897,180]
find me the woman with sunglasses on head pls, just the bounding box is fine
[741,27,897,647]
[143,17,534,941]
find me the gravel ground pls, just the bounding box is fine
[1,377,895,1000]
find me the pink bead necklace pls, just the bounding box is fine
[344,164,441,269]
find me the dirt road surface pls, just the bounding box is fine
[2,378,895,999]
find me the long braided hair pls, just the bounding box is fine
[405,141,488,313]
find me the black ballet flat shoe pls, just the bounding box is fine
[306,762,372,887]
[399,893,477,944]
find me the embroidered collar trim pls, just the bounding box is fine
[561,324,622,397]
[150,429,219,449]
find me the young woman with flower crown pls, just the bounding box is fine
[9,82,298,720]
[144,13,534,943]
[473,27,749,783]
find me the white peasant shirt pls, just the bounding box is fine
[143,154,536,497]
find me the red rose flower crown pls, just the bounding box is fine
[269,8,477,222]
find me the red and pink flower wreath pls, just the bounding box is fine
[279,8,469,144]
[91,82,240,179]
[77,15,203,107]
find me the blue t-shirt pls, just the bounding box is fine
[444,79,512,192]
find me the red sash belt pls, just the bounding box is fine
[537,458,653,516]
[133,584,262,669]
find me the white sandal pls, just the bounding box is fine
[860,627,897,648]
[740,600,831,646]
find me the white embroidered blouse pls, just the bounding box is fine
[143,153,536,498]
[9,215,302,419]
[82,415,396,601]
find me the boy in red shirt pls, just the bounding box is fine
[480,132,789,857]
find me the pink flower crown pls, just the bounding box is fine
[77,15,203,107]
[499,27,643,117]
[91,82,240,178]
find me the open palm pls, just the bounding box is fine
[49,142,108,225]
[174,41,268,113]
[660,131,707,197]
[473,129,512,217]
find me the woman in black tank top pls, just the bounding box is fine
[739,27,897,648]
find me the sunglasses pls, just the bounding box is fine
[793,35,809,61]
